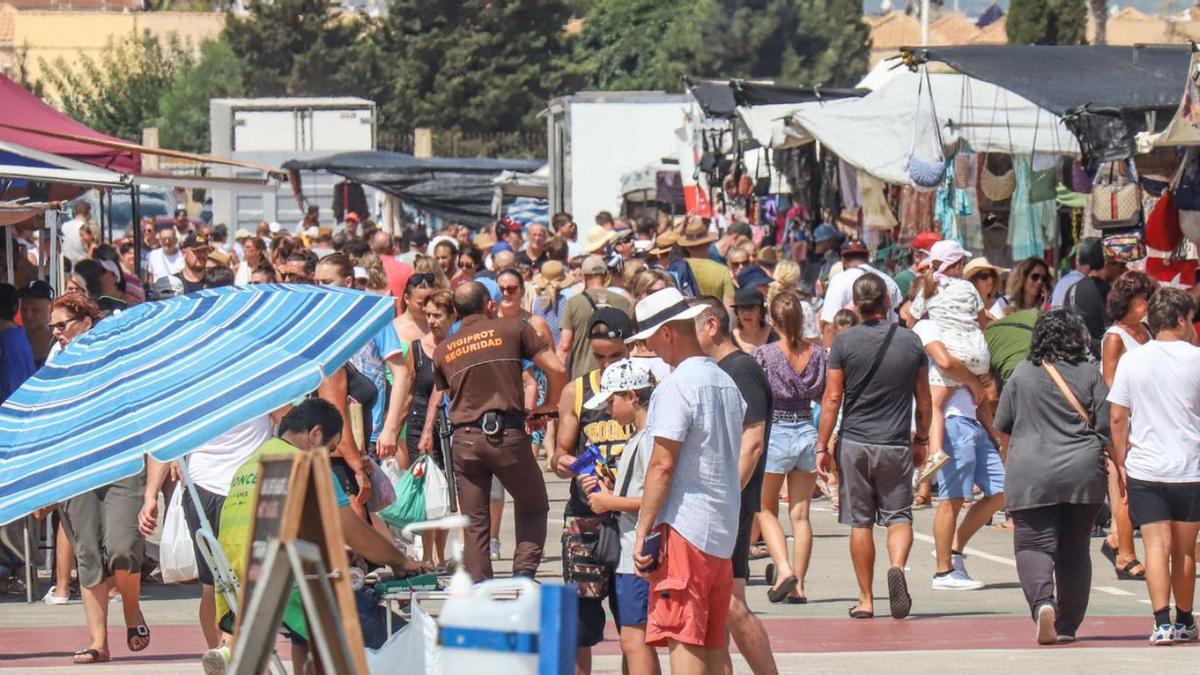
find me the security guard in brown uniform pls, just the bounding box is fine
[433,281,566,581]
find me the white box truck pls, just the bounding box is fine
[547,92,691,237]
[209,97,376,230]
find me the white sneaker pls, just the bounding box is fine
[202,645,231,675]
[41,586,72,605]
[489,538,501,561]
[931,569,985,591]
[952,553,969,577]
[1150,623,1177,645]
[1175,622,1199,642]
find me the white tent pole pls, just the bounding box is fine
[921,0,930,46]
[4,225,13,284]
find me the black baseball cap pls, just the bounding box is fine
[733,285,765,307]
[20,279,54,301]
[181,233,212,249]
[587,307,633,340]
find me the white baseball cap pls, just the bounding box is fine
[627,287,707,342]
[928,239,970,266]
[583,358,656,410]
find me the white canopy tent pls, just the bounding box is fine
[736,71,1080,185]
[1142,51,1200,149]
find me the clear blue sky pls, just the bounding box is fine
[864,1,1194,17]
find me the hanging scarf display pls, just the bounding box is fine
[859,170,898,232]
[1009,154,1047,261]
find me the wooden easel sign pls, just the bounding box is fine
[230,450,369,675]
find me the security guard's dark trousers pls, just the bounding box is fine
[452,426,549,581]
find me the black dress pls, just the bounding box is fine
[406,339,439,464]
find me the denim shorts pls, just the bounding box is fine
[937,416,1005,501]
[615,572,650,626]
[766,418,818,474]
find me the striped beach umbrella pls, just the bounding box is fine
[0,284,394,525]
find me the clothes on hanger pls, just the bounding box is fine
[1009,154,1047,261]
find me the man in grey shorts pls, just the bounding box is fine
[817,273,931,620]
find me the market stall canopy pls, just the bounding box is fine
[686,78,864,119]
[0,74,140,174]
[0,284,394,525]
[789,71,1079,185]
[902,45,1188,116]
[493,164,549,200]
[0,200,63,227]
[285,152,544,227]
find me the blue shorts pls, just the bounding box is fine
[615,573,650,627]
[938,416,1005,500]
[766,418,818,474]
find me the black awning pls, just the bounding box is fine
[731,81,866,107]
[904,45,1188,116]
[686,79,739,118]
[283,151,544,227]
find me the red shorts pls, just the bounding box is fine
[645,525,733,649]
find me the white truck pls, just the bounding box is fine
[209,97,376,230]
[546,92,691,237]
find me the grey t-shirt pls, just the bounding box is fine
[828,320,926,447]
[614,429,650,575]
[995,360,1112,511]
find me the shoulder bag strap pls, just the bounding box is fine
[617,433,641,497]
[843,323,899,416]
[1042,362,1091,428]
[582,289,600,312]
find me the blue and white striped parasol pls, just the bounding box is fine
[0,284,395,525]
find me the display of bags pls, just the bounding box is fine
[1028,166,1058,203]
[379,457,428,529]
[980,154,1016,202]
[1102,232,1146,263]
[159,488,198,584]
[423,458,450,519]
[1091,160,1143,230]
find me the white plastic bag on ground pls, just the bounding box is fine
[366,600,441,674]
[159,488,198,583]
[424,460,450,519]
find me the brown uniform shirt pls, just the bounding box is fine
[433,314,548,426]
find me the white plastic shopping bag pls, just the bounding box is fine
[366,600,441,674]
[423,459,450,519]
[159,488,198,583]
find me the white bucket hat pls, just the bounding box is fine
[627,287,707,342]
[583,358,656,410]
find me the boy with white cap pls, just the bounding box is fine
[627,287,745,674]
[579,358,661,674]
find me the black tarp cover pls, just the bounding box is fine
[283,151,543,227]
[686,79,864,118]
[905,45,1189,116]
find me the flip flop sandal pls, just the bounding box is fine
[848,605,874,619]
[767,575,799,603]
[1116,559,1146,580]
[911,494,932,510]
[73,648,110,664]
[748,545,770,560]
[127,615,151,652]
[887,566,912,619]
[786,595,808,604]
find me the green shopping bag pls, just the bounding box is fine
[379,456,428,528]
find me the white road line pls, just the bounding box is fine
[1094,585,1137,597]
[911,531,1016,567]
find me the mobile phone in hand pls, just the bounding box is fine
[639,532,662,573]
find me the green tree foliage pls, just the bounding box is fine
[156,40,246,153]
[38,31,188,142]
[369,0,584,154]
[221,0,338,96]
[576,0,869,91]
[1007,0,1088,45]
[574,0,701,91]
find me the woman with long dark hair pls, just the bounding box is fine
[995,310,1112,645]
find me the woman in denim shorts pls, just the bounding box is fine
[753,290,827,603]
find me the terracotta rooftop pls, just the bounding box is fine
[1,0,141,9]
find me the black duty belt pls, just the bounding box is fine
[453,411,526,434]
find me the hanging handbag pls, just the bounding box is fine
[1091,160,1143,230]
[907,67,946,190]
[1101,231,1146,263]
[979,153,1016,202]
[1145,189,1182,251]
[954,150,977,189]
[1173,149,1200,211]
[1071,161,1094,194]
[590,438,642,569]
[1028,167,1058,203]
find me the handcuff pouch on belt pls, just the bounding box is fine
[480,410,504,438]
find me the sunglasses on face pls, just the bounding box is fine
[283,273,311,283]
[499,284,521,295]
[460,260,477,269]
[48,316,81,332]
[408,273,436,289]
[1029,272,1046,283]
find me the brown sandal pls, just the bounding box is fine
[912,494,932,509]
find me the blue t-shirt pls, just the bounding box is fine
[0,326,36,404]
[350,323,404,443]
